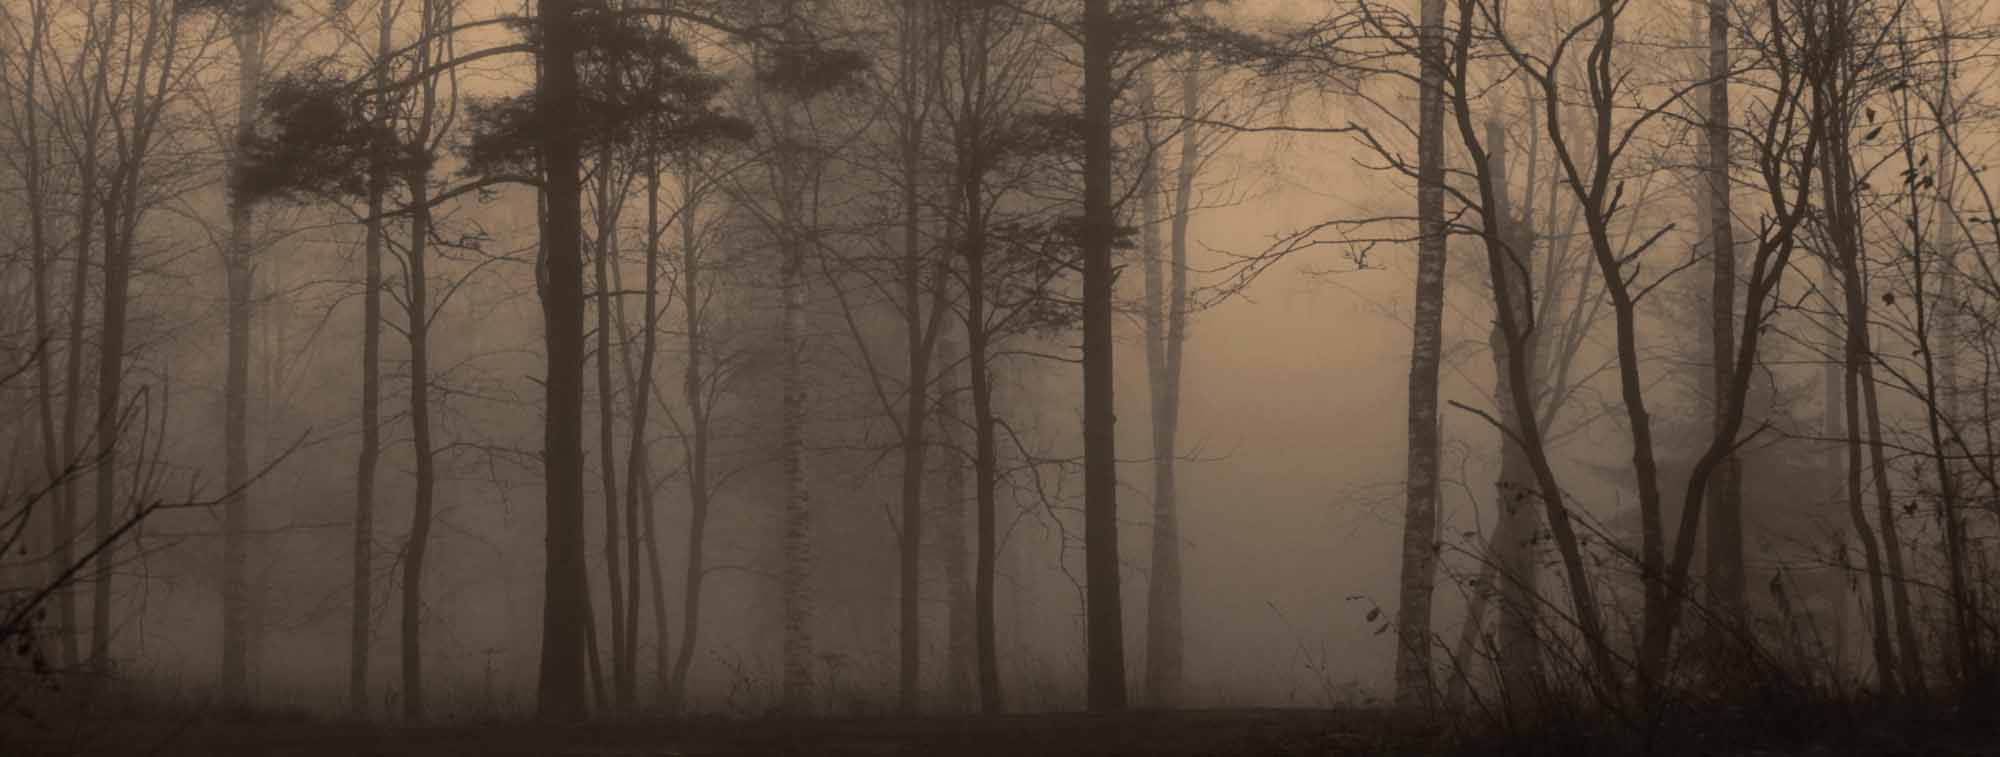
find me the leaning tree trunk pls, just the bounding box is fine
[1828,143,1902,698]
[1482,117,1541,702]
[1396,0,1449,710]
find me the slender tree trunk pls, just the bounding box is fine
[1861,343,1923,693]
[592,144,629,712]
[668,172,709,714]
[1820,255,1853,685]
[1140,59,1194,707]
[14,0,67,670]
[57,121,99,675]
[895,28,932,708]
[399,8,446,717]
[962,168,1002,716]
[1702,0,1745,632]
[535,0,592,721]
[936,337,974,710]
[1828,145,1902,697]
[778,173,814,718]
[352,0,393,716]
[399,171,437,721]
[92,177,131,672]
[1926,6,1976,685]
[628,157,667,703]
[220,16,266,710]
[1396,0,1449,710]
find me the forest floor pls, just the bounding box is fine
[8,703,2000,756]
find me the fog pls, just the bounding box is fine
[5,0,2000,750]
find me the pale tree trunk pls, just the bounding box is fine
[535,0,592,721]
[220,13,267,710]
[668,170,710,713]
[1396,0,1448,710]
[1081,0,1128,713]
[1923,6,1975,682]
[352,0,393,717]
[1141,51,1196,707]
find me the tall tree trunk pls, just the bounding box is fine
[668,171,709,714]
[962,156,1003,717]
[895,17,932,707]
[92,176,130,673]
[220,15,266,710]
[352,0,393,716]
[1702,0,1745,633]
[628,156,666,704]
[400,8,444,717]
[592,143,629,712]
[777,165,814,719]
[535,0,592,722]
[1396,0,1449,710]
[1080,0,1128,714]
[767,11,815,714]
[57,109,99,676]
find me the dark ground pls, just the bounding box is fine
[5,708,1384,756]
[8,705,2000,756]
